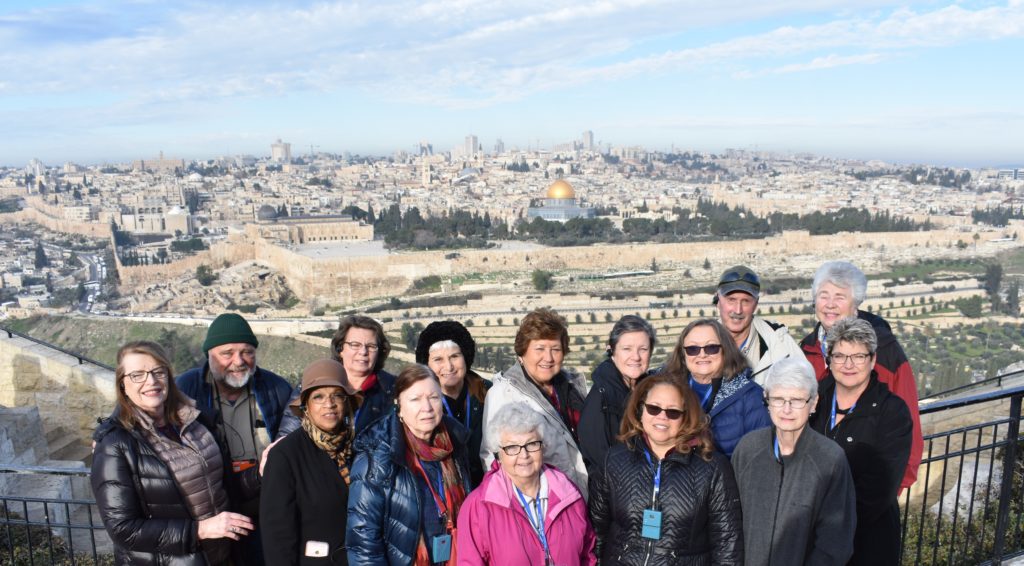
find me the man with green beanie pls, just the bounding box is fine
[177,312,295,566]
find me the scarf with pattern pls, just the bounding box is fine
[301,415,352,485]
[403,421,466,565]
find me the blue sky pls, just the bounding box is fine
[1,0,1022,167]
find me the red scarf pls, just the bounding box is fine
[403,422,466,565]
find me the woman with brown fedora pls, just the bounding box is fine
[261,359,359,565]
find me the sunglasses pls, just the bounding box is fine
[683,344,722,356]
[644,403,684,420]
[720,270,760,286]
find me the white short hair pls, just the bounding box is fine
[484,403,549,454]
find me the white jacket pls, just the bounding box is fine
[746,317,805,386]
[480,363,590,497]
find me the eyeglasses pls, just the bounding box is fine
[765,397,812,409]
[720,270,760,286]
[683,344,722,356]
[308,392,347,407]
[644,403,684,420]
[499,440,543,456]
[343,341,379,353]
[125,367,169,383]
[829,353,872,367]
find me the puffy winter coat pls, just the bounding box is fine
[800,309,923,490]
[809,373,912,566]
[588,438,743,565]
[705,368,771,458]
[579,359,648,474]
[445,370,491,487]
[346,413,471,566]
[91,406,257,566]
[457,462,596,566]
[481,364,589,494]
[176,362,296,440]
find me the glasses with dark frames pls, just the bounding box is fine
[499,440,543,456]
[683,344,722,356]
[124,367,169,383]
[644,404,684,420]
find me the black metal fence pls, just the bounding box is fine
[5,384,1024,565]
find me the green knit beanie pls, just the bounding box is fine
[203,313,259,353]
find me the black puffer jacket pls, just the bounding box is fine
[579,359,648,474]
[91,409,259,566]
[588,438,743,565]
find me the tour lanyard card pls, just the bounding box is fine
[642,450,663,540]
[431,532,452,563]
[420,461,453,564]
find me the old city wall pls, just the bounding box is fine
[0,333,116,457]
[8,205,111,239]
[114,228,966,305]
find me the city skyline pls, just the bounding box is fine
[2,0,1023,168]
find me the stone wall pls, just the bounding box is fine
[0,333,116,458]
[111,227,973,306]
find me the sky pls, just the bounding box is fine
[1,0,1022,168]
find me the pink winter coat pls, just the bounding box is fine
[457,463,597,566]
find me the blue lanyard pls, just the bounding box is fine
[773,436,781,461]
[514,485,550,558]
[419,460,448,518]
[642,447,663,505]
[441,393,471,431]
[829,391,855,431]
[689,376,713,409]
[739,334,750,353]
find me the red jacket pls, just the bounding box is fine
[457,462,596,566]
[800,310,923,491]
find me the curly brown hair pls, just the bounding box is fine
[619,372,714,460]
[514,308,570,357]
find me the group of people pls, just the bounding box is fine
[90,259,921,566]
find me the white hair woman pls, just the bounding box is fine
[799,260,922,492]
[732,357,856,566]
[458,403,596,566]
[809,318,912,566]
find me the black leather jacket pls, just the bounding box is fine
[588,438,743,565]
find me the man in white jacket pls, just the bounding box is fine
[714,265,804,386]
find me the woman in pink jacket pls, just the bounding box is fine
[457,402,596,566]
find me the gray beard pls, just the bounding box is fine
[213,367,254,390]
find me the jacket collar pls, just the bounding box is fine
[480,462,580,521]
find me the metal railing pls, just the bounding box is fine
[0,325,114,371]
[5,385,1024,564]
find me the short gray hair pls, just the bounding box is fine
[826,317,878,357]
[608,315,656,352]
[763,357,818,399]
[428,340,460,354]
[485,403,549,454]
[811,261,867,307]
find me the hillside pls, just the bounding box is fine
[5,315,329,384]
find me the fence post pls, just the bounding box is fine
[993,394,1022,564]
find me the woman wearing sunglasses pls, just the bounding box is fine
[809,317,912,566]
[732,357,856,566]
[588,373,742,565]
[458,402,596,565]
[664,319,770,457]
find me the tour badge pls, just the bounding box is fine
[641,508,662,540]
[431,533,452,563]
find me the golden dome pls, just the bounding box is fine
[546,179,575,199]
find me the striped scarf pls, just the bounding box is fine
[301,415,352,485]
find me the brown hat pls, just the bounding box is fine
[290,359,357,416]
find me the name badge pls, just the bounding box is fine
[432,533,452,563]
[641,509,662,540]
[304,540,329,557]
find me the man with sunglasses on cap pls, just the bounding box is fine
[714,265,804,386]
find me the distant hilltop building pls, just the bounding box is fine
[271,139,292,163]
[527,179,596,222]
[248,208,373,244]
[132,152,185,174]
